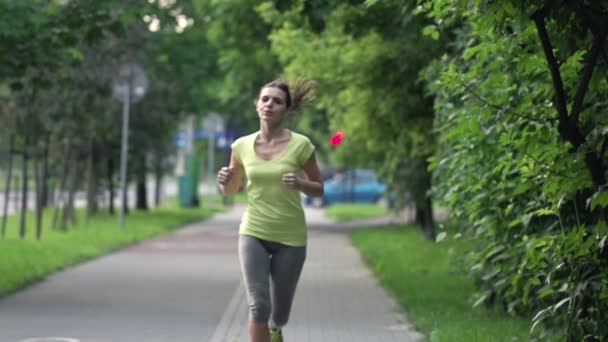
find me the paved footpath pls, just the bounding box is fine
[0,205,422,342]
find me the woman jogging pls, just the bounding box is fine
[216,78,324,342]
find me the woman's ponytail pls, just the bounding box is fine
[288,77,315,114]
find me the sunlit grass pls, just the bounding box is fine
[351,225,532,341]
[0,199,223,297]
[325,203,388,221]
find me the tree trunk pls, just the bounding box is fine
[414,157,436,240]
[414,199,436,240]
[1,135,15,239]
[63,151,79,229]
[423,197,436,239]
[86,137,99,218]
[107,157,115,215]
[53,139,72,230]
[136,179,148,210]
[34,151,43,240]
[136,154,148,210]
[154,153,162,207]
[14,176,20,214]
[532,11,608,228]
[19,146,28,239]
[40,134,50,208]
[415,206,424,227]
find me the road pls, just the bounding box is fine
[0,205,421,342]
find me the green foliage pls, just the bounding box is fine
[191,0,281,130]
[0,0,199,220]
[421,0,608,339]
[0,0,122,86]
[6,2,608,338]
[262,1,443,219]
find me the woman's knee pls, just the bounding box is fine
[249,297,271,322]
[247,281,271,322]
[271,313,290,328]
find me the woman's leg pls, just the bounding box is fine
[269,244,306,329]
[239,235,272,342]
[249,321,270,342]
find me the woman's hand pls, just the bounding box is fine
[282,173,302,191]
[217,166,234,185]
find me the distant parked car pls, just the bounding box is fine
[305,169,387,207]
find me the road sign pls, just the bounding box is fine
[112,63,148,104]
[203,112,224,135]
[174,131,188,148]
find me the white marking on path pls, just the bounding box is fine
[208,281,247,342]
[20,338,80,342]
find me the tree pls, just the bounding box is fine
[421,0,608,338]
[260,0,443,237]
[0,0,125,237]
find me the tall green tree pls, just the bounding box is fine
[191,0,281,131]
[1,0,126,237]
[422,0,608,339]
[0,0,204,235]
[260,0,443,237]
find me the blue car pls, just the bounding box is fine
[305,169,387,207]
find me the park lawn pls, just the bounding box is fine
[351,225,532,341]
[325,203,388,221]
[0,201,224,298]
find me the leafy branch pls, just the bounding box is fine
[523,152,571,180]
[458,80,553,125]
[532,2,608,231]
[531,5,570,136]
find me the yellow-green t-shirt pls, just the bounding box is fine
[231,130,315,247]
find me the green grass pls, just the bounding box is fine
[351,225,532,341]
[325,203,388,221]
[0,200,224,298]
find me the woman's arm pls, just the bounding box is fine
[294,153,324,197]
[217,152,244,196]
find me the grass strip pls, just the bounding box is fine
[351,225,532,341]
[325,203,388,222]
[0,203,221,297]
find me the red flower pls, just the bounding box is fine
[330,130,344,146]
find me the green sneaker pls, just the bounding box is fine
[270,328,283,342]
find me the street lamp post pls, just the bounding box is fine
[112,63,148,229]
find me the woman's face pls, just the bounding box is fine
[256,87,288,124]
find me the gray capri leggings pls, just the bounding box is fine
[238,234,306,327]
